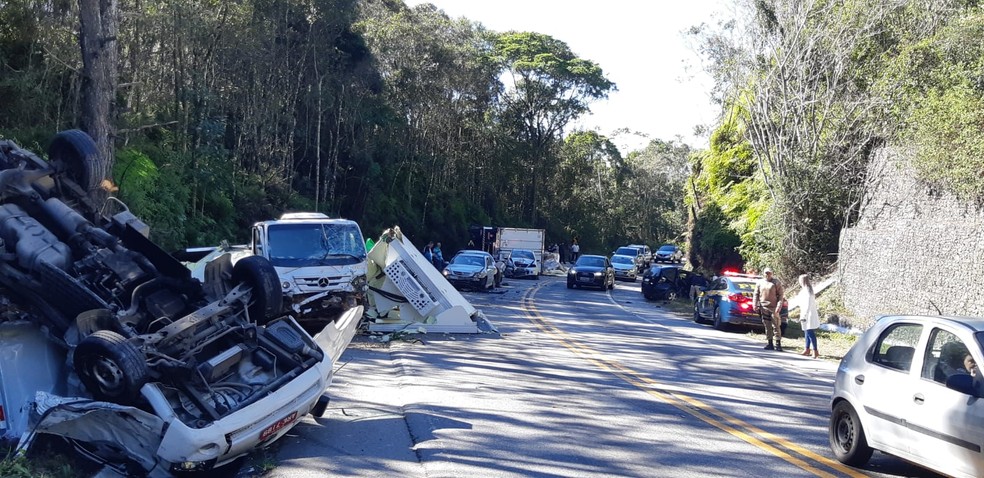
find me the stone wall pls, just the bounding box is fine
[838,147,984,329]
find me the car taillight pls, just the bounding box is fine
[729,293,753,311]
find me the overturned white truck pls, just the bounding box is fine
[0,131,360,475]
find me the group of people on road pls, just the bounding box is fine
[422,241,445,269]
[753,268,820,358]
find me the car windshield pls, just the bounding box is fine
[452,255,486,267]
[611,255,634,264]
[267,222,366,267]
[576,256,606,268]
[512,250,535,260]
[615,247,638,256]
[657,245,676,253]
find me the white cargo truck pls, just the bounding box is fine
[495,227,545,279]
[191,213,368,321]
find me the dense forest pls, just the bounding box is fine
[1,0,981,276]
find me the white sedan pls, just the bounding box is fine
[830,314,984,478]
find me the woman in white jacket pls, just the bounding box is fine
[798,274,821,358]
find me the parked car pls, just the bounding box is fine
[829,315,984,478]
[610,254,638,281]
[613,246,646,272]
[0,131,359,474]
[654,244,683,263]
[693,271,788,330]
[443,250,498,291]
[627,244,652,268]
[504,248,540,279]
[566,255,615,290]
[641,265,691,300]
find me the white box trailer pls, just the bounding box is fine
[496,227,545,258]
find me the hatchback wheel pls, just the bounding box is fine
[693,303,703,324]
[829,401,873,466]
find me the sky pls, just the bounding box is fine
[403,0,734,153]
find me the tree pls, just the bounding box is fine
[78,0,120,181]
[493,31,615,226]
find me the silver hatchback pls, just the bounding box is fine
[830,315,984,478]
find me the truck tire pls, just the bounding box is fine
[74,330,149,404]
[232,256,283,324]
[48,129,103,191]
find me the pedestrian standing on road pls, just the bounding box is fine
[433,242,445,269]
[689,272,709,302]
[570,240,580,263]
[753,267,785,351]
[797,274,820,358]
[422,241,434,264]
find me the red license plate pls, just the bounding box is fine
[259,411,298,441]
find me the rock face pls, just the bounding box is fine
[839,147,984,328]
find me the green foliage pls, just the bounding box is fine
[887,9,984,200]
[688,102,773,273]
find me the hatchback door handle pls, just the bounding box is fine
[914,393,925,404]
[854,375,865,385]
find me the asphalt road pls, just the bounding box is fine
[256,277,943,478]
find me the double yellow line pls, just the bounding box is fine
[521,283,867,478]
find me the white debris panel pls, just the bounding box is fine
[364,227,496,334]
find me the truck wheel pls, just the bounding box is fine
[74,330,148,404]
[48,129,103,191]
[232,256,283,324]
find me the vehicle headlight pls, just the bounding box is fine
[477,272,487,278]
[443,269,450,277]
[568,269,577,276]
[282,281,291,290]
[593,272,603,277]
[351,274,368,291]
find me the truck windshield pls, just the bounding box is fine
[267,223,366,267]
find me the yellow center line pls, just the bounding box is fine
[521,282,867,478]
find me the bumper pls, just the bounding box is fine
[506,267,538,278]
[152,357,332,470]
[614,269,636,279]
[447,276,487,288]
[569,275,606,288]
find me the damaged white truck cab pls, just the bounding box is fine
[195,213,368,321]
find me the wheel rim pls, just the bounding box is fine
[89,357,125,394]
[834,413,855,452]
[667,291,677,301]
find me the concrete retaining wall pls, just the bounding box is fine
[838,147,984,329]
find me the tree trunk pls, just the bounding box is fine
[78,0,119,182]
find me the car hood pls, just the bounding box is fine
[572,266,606,273]
[612,263,635,270]
[447,264,484,274]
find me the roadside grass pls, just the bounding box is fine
[0,437,95,478]
[656,295,859,361]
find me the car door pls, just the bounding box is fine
[905,327,984,477]
[697,278,725,317]
[854,322,924,457]
[484,256,495,287]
